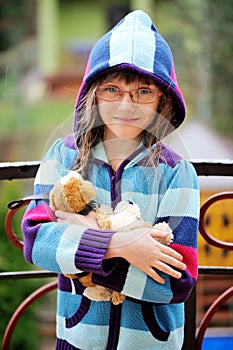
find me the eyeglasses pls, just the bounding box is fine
[96,85,163,104]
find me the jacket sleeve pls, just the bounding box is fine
[92,159,200,304]
[22,138,115,277]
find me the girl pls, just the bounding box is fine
[22,10,199,350]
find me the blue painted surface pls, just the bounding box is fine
[202,336,233,349]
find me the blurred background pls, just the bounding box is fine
[0,0,232,349]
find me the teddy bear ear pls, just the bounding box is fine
[81,180,96,203]
[49,188,56,211]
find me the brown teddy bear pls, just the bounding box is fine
[50,171,173,305]
[49,171,96,214]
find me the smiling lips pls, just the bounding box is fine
[113,117,140,124]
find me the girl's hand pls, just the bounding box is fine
[55,210,99,229]
[105,227,186,284]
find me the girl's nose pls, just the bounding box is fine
[117,95,138,114]
[117,91,135,107]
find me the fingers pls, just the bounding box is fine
[148,268,166,284]
[147,240,186,283]
[149,229,184,264]
[150,230,169,239]
[55,210,79,224]
[55,210,70,219]
[148,265,181,285]
[149,248,186,283]
[148,259,184,284]
[152,238,182,261]
[55,210,98,228]
[155,246,186,275]
[154,260,182,279]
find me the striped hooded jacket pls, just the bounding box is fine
[22,10,199,350]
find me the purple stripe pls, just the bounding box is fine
[65,295,91,328]
[141,302,170,341]
[22,221,42,264]
[170,273,196,303]
[92,258,129,292]
[63,134,76,149]
[56,338,81,350]
[106,303,122,350]
[159,143,182,168]
[58,274,84,294]
[75,228,115,274]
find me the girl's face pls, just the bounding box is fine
[96,77,161,142]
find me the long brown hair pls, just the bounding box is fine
[75,70,175,176]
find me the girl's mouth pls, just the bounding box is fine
[113,117,139,124]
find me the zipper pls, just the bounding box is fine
[110,168,119,207]
[104,163,124,350]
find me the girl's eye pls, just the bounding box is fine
[105,86,119,93]
[138,88,151,95]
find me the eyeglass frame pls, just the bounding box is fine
[95,85,163,104]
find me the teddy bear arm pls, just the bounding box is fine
[83,285,112,301]
[111,291,126,305]
[64,273,78,279]
[96,210,112,230]
[152,223,174,245]
[79,272,94,287]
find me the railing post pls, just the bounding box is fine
[182,286,196,350]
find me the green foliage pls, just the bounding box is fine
[152,0,233,138]
[204,0,233,137]
[0,0,30,51]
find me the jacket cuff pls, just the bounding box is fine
[92,258,129,292]
[75,228,115,275]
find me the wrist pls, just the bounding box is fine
[104,232,122,259]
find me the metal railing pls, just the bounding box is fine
[0,159,233,350]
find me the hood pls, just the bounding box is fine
[74,10,186,134]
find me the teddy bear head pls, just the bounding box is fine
[49,171,96,213]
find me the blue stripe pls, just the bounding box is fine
[58,289,111,325]
[89,31,111,78]
[143,274,172,303]
[32,223,64,272]
[156,216,199,248]
[153,33,174,86]
[155,303,184,331]
[58,290,83,318]
[34,183,53,195]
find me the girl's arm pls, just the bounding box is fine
[104,227,186,284]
